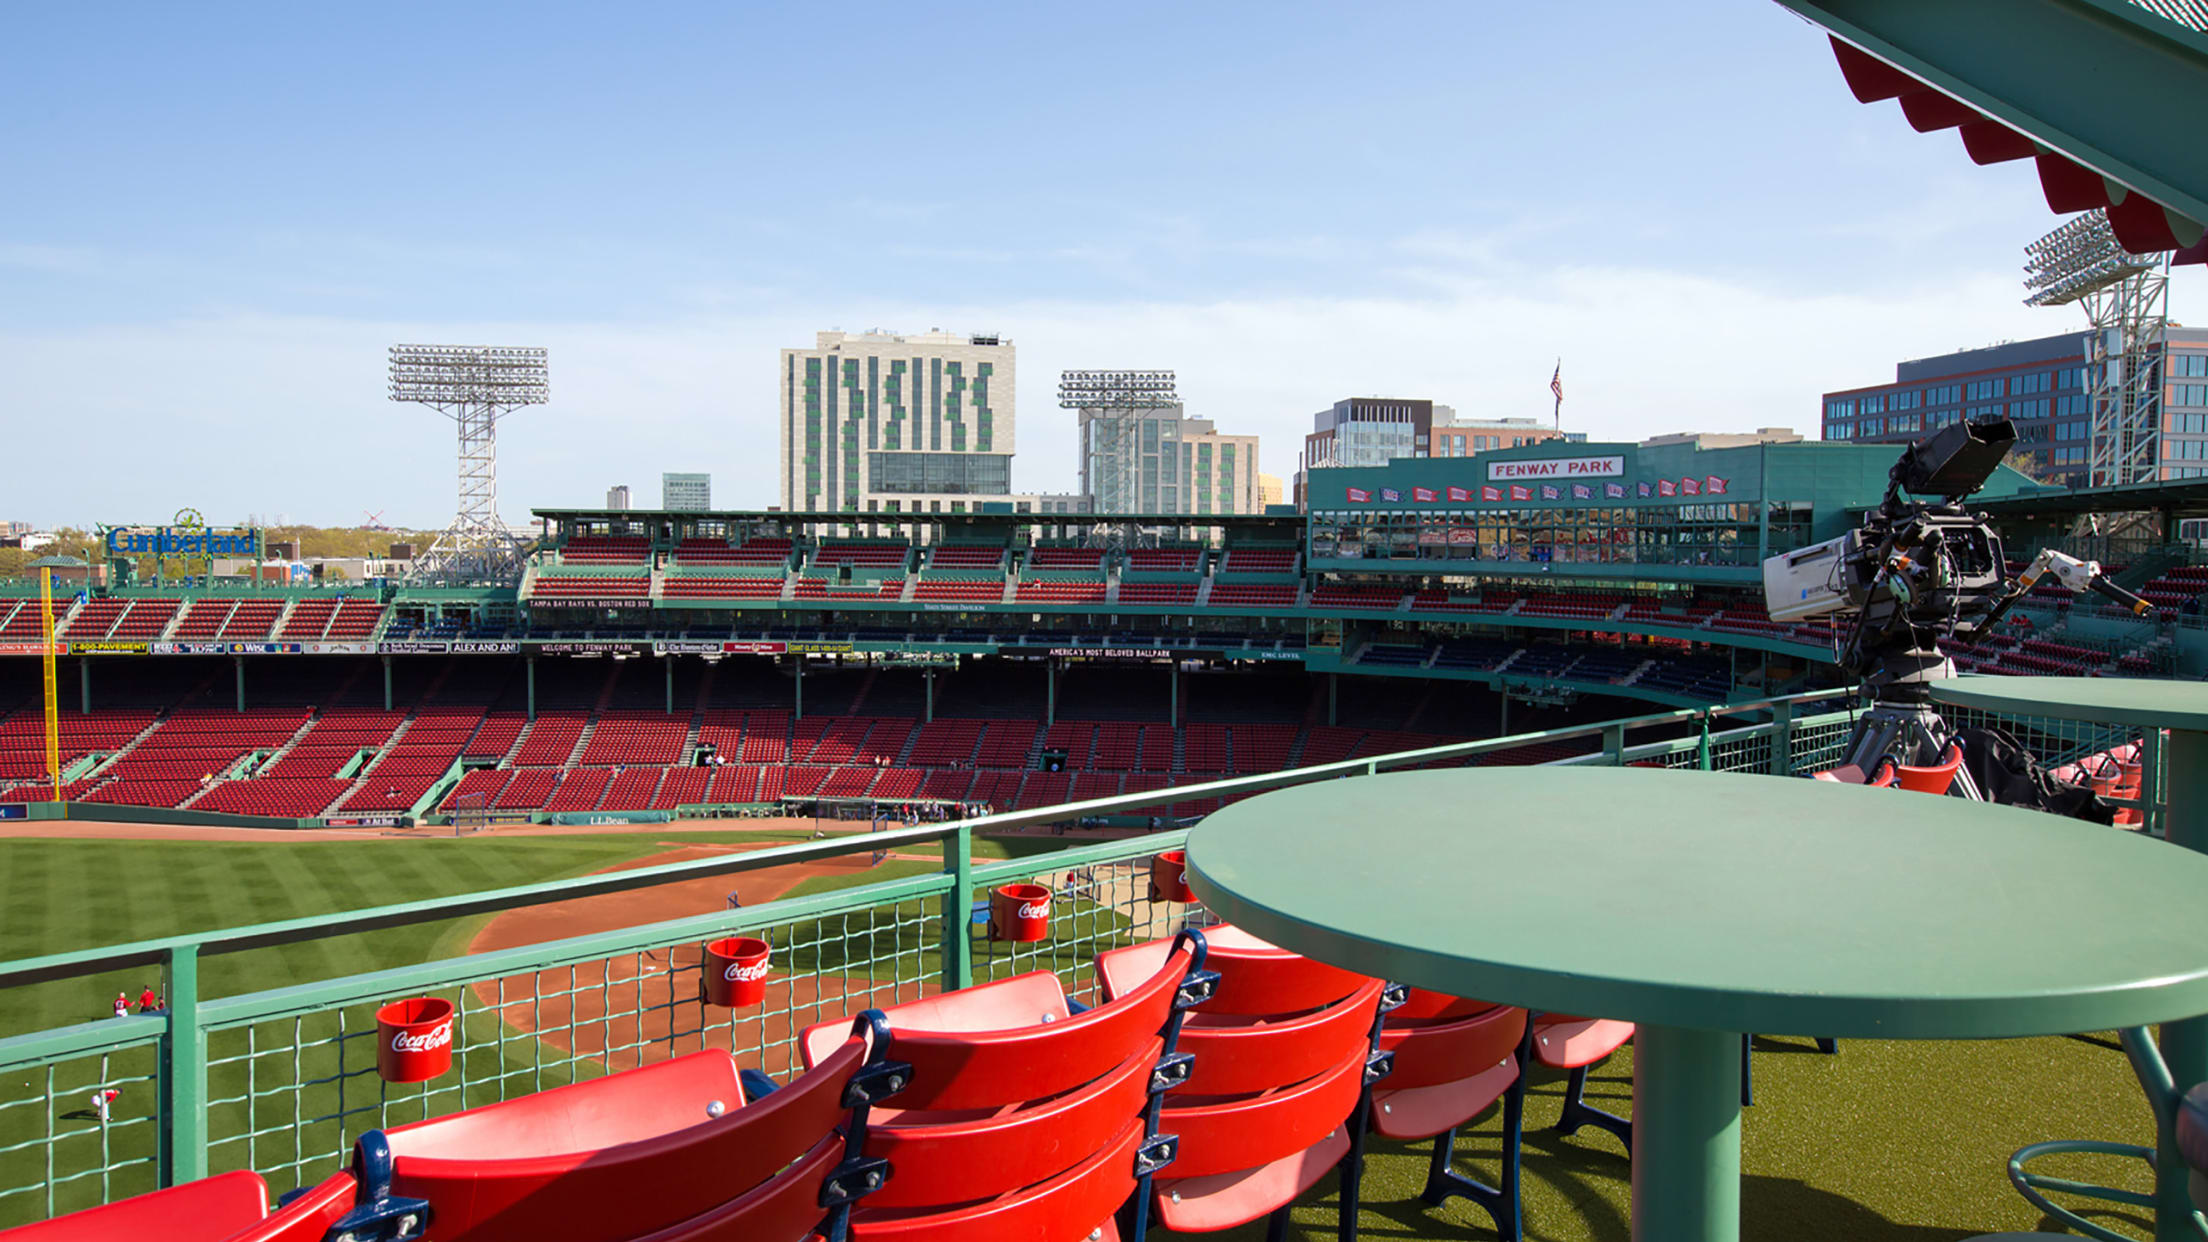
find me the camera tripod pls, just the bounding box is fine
[1836,693,1984,799]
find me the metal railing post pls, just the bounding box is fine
[1602,723,1624,766]
[1697,712,1713,771]
[1769,699,1794,776]
[941,822,973,992]
[2142,727,2164,839]
[158,943,206,1186]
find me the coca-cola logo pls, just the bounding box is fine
[390,1022,452,1054]
[1017,900,1050,920]
[1175,871,1187,888]
[722,958,770,982]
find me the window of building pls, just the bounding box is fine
[2173,384,2208,408]
[2173,413,2208,435]
[1862,394,1885,414]
[2172,354,2208,378]
[1826,398,1856,418]
[865,452,1012,495]
[2011,398,2050,420]
[1966,378,2005,400]
[2013,372,2051,395]
[1827,422,1853,440]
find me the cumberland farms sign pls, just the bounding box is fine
[103,509,260,559]
[1487,456,1625,481]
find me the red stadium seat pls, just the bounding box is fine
[1371,989,1531,1236]
[798,931,1215,1241]
[373,1019,908,1242]
[1892,744,1965,795]
[0,1167,360,1242]
[1097,926,1390,1238]
[1533,1012,1636,1152]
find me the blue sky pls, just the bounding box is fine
[4,2,2195,527]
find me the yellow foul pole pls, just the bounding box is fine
[40,567,61,803]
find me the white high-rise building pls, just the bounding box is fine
[1075,402,1262,516]
[778,330,1021,514]
[605,484,631,511]
[662,472,711,511]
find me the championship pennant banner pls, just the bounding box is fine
[1329,472,1729,508]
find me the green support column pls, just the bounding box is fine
[795,658,804,721]
[159,945,206,1185]
[1169,665,1178,727]
[1603,723,1624,766]
[941,821,973,992]
[1045,659,1056,726]
[1327,673,1337,727]
[382,655,394,712]
[79,658,90,715]
[1697,711,1713,771]
[2155,728,2208,1240]
[925,667,935,723]
[233,657,245,713]
[1631,1023,1743,1241]
[665,656,675,715]
[1768,698,1795,776]
[526,656,536,722]
[1499,686,1510,737]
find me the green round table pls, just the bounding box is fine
[1185,766,2208,1242]
[1930,674,2208,1241]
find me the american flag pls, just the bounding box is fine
[1550,361,1563,428]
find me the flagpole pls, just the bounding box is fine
[1551,357,1562,430]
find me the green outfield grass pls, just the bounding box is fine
[0,831,2168,1240]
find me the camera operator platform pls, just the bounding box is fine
[1763,417,2152,794]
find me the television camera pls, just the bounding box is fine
[1761,417,2150,791]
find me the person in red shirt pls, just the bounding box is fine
[112,993,129,1019]
[137,986,159,1013]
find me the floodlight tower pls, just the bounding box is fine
[2023,211,2169,488]
[1058,370,1181,517]
[388,344,549,583]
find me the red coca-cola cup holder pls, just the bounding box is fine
[376,997,455,1083]
[989,883,1052,942]
[703,936,772,1007]
[1149,850,1195,903]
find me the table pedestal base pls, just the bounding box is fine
[1633,1024,1743,1242]
[2160,728,2208,1242]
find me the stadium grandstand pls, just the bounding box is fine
[1,437,2202,829]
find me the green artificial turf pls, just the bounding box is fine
[0,833,2171,1239]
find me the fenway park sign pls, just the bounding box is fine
[1487,455,1624,481]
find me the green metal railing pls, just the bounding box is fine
[2,685,2055,1227]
